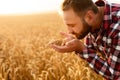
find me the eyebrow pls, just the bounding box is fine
[67,24,75,27]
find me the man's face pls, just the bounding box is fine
[63,9,92,39]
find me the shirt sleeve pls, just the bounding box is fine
[77,33,120,80]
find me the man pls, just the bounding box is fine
[50,0,120,80]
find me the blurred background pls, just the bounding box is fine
[0,0,119,15]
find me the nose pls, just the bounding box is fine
[68,27,74,34]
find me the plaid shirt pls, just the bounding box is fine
[78,1,120,80]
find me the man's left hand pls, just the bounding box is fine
[49,39,85,53]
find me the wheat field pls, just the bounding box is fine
[0,12,104,80]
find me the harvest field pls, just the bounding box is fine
[0,12,104,80]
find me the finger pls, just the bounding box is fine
[60,32,71,38]
[51,44,73,53]
[60,32,76,40]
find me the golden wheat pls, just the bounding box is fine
[0,12,104,80]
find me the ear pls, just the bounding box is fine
[84,10,95,25]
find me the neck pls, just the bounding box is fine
[98,7,105,25]
[92,6,105,31]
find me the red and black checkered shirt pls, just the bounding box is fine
[78,1,120,80]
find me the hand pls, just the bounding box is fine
[50,34,84,53]
[60,32,76,45]
[50,38,85,53]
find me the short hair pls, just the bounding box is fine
[62,0,99,16]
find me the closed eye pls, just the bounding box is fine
[67,24,75,27]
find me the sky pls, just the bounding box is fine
[0,0,119,15]
[0,0,62,15]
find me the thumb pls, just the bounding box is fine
[60,32,76,39]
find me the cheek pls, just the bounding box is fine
[76,22,84,32]
[74,26,83,34]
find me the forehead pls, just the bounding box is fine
[63,9,81,23]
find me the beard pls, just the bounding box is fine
[77,19,92,39]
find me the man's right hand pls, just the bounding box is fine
[49,32,85,53]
